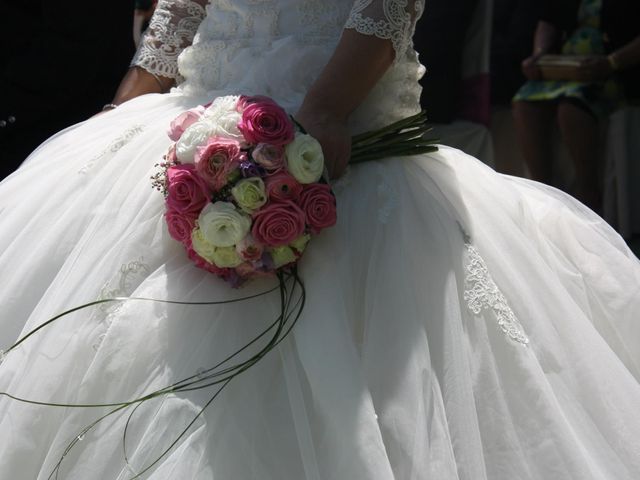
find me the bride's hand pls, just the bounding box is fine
[294,107,351,180]
[294,30,395,179]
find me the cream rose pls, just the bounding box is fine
[270,245,297,268]
[191,229,244,268]
[210,246,243,268]
[197,201,251,247]
[285,133,324,184]
[290,233,311,253]
[231,177,268,213]
[191,228,217,263]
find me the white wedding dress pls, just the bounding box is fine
[1,1,639,479]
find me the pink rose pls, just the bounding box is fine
[165,143,178,164]
[238,101,294,146]
[237,95,277,113]
[236,234,264,262]
[252,143,285,171]
[165,209,196,245]
[235,262,256,278]
[187,243,233,278]
[167,106,205,141]
[251,201,306,247]
[194,137,245,191]
[265,172,303,202]
[166,164,210,216]
[299,184,337,234]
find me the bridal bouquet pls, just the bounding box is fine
[153,95,336,287]
[153,94,438,286]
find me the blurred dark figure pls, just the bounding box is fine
[512,0,640,212]
[489,0,541,176]
[0,1,134,180]
[491,0,541,106]
[414,0,479,124]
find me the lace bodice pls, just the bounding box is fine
[133,0,425,130]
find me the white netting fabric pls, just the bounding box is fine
[131,0,209,81]
[345,0,425,61]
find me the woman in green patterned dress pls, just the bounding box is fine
[512,0,640,212]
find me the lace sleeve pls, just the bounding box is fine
[344,0,425,61]
[131,0,209,81]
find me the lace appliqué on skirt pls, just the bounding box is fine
[93,258,151,351]
[463,241,530,346]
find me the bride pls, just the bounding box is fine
[1,0,639,478]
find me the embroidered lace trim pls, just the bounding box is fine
[131,0,208,81]
[344,0,425,61]
[463,241,529,346]
[79,125,145,174]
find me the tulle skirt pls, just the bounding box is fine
[0,92,639,479]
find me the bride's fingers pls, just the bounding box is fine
[293,116,351,179]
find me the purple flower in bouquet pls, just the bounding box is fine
[239,160,265,178]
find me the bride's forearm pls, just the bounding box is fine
[299,30,395,120]
[295,30,395,178]
[110,67,175,106]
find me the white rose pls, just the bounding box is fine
[203,96,244,143]
[191,229,243,268]
[204,95,240,117]
[197,201,251,247]
[285,133,325,184]
[175,120,216,163]
[210,111,243,142]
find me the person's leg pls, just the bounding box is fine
[512,100,556,184]
[556,100,602,212]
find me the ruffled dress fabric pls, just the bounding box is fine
[1,1,640,479]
